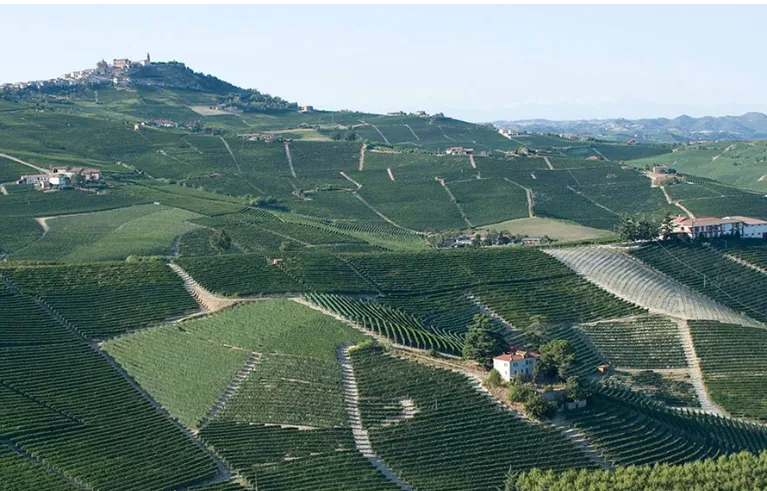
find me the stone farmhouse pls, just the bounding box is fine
[493,346,540,381]
[672,216,767,240]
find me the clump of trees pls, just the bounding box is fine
[331,131,358,141]
[218,88,298,113]
[507,451,767,491]
[617,214,660,242]
[462,314,505,367]
[508,379,552,419]
[536,339,575,382]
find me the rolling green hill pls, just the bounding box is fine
[4,58,767,491]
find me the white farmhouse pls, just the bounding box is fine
[492,347,540,382]
[672,216,767,240]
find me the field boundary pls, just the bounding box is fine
[283,141,297,178]
[676,319,724,415]
[197,351,261,430]
[436,177,472,227]
[337,345,413,491]
[1,440,90,490]
[0,274,234,487]
[219,137,241,173]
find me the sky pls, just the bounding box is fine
[1,5,766,122]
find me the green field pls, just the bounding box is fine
[481,216,615,241]
[632,141,767,193]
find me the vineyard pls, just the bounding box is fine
[11,204,201,262]
[351,347,597,490]
[513,451,767,491]
[472,276,644,328]
[688,320,767,421]
[565,387,767,467]
[630,242,767,324]
[5,57,767,490]
[727,242,767,271]
[304,293,465,353]
[1,261,199,339]
[546,246,755,325]
[200,422,400,490]
[216,353,347,428]
[0,311,218,491]
[577,315,687,369]
[104,329,251,428]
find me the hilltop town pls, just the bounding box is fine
[1,54,152,91]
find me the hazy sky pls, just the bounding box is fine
[1,5,765,122]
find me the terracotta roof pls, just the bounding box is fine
[724,216,767,226]
[494,350,540,362]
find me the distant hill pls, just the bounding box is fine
[494,113,767,143]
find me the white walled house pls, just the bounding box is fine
[492,348,540,382]
[672,216,767,240]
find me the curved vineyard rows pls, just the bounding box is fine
[350,347,598,491]
[546,246,756,326]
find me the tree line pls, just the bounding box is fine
[507,451,767,490]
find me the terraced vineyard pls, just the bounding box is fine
[578,315,687,369]
[727,242,767,271]
[201,423,400,491]
[547,246,756,325]
[473,276,644,328]
[1,261,199,338]
[0,292,219,490]
[689,321,767,420]
[305,293,464,353]
[351,347,598,490]
[565,387,767,467]
[631,242,767,324]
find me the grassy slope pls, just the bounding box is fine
[11,204,201,261]
[632,141,767,193]
[481,217,616,241]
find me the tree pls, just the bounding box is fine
[523,393,551,419]
[565,376,589,402]
[618,214,660,242]
[508,378,535,403]
[524,315,548,348]
[462,314,505,367]
[538,339,575,381]
[660,213,675,240]
[484,369,503,389]
[331,132,342,141]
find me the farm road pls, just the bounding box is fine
[0,152,48,173]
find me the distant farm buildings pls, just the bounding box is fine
[653,165,676,175]
[18,166,100,190]
[672,216,767,240]
[445,146,474,156]
[493,346,540,381]
[298,106,314,113]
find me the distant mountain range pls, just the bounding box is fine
[493,113,767,143]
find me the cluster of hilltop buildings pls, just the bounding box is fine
[2,54,151,91]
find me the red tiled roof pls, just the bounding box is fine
[494,350,540,362]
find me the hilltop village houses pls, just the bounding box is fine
[18,166,100,190]
[493,346,540,382]
[1,54,151,91]
[672,216,767,240]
